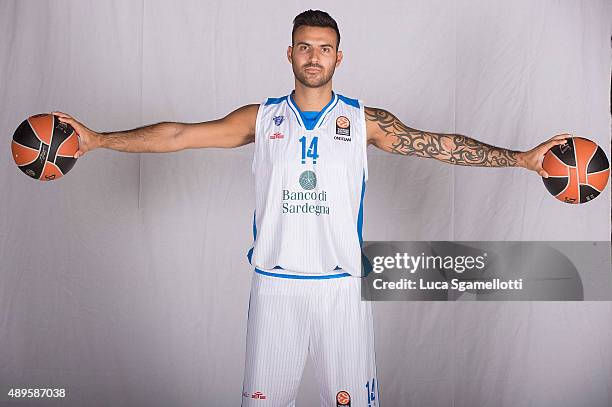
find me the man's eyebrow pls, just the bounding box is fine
[294,41,335,49]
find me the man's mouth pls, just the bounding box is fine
[304,66,322,73]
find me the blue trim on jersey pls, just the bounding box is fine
[246,211,257,264]
[357,172,374,277]
[357,173,366,245]
[317,96,340,129]
[337,94,360,109]
[287,91,338,130]
[264,96,287,106]
[300,111,320,130]
[286,100,304,127]
[255,268,351,279]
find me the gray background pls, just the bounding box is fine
[1,0,611,406]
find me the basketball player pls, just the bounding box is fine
[52,10,568,407]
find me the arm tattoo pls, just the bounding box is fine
[365,107,519,167]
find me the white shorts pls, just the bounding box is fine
[241,269,380,407]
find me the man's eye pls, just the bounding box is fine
[322,48,330,53]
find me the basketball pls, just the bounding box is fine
[11,113,79,181]
[542,137,610,204]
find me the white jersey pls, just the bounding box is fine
[247,91,368,277]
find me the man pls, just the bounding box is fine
[53,9,567,407]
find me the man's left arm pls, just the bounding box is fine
[365,107,569,177]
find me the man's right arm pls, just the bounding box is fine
[52,104,259,158]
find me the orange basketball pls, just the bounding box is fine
[11,113,79,181]
[542,137,609,204]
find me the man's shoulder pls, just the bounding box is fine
[336,94,361,109]
[263,95,288,106]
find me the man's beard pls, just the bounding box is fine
[293,63,335,88]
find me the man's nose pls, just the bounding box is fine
[309,49,320,63]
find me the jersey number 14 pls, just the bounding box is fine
[299,136,319,164]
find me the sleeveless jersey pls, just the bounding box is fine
[247,91,368,277]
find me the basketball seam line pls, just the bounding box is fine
[551,149,576,168]
[584,144,598,175]
[54,131,76,160]
[26,118,46,177]
[38,117,53,180]
[572,139,579,202]
[586,168,610,176]
[554,165,571,199]
[12,140,41,166]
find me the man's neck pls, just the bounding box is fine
[292,82,334,111]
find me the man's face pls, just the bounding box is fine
[288,25,343,88]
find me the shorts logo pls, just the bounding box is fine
[336,390,351,406]
[335,116,351,141]
[243,391,267,400]
[299,170,317,190]
[273,115,285,126]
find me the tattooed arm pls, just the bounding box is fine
[365,107,569,176]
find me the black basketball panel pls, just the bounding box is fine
[13,119,41,150]
[586,146,610,173]
[48,120,72,163]
[551,138,576,167]
[54,156,77,174]
[543,176,569,196]
[579,185,601,203]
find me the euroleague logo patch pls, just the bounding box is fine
[335,116,351,142]
[336,390,351,406]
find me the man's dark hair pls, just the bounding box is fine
[292,10,341,49]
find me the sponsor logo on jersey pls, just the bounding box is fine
[269,132,284,140]
[281,171,330,216]
[273,115,285,126]
[243,391,267,400]
[299,170,317,190]
[335,116,351,141]
[336,390,351,406]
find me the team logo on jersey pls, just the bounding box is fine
[273,115,285,126]
[336,391,351,406]
[269,132,284,140]
[335,116,351,141]
[299,170,317,190]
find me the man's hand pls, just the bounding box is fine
[516,134,571,178]
[51,111,101,158]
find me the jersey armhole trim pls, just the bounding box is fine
[252,100,266,174]
[359,99,369,182]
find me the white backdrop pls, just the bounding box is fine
[1,0,611,406]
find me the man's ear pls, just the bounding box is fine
[336,50,343,67]
[287,46,293,64]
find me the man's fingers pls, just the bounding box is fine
[550,133,572,141]
[539,169,549,178]
[547,139,569,149]
[51,111,71,119]
[539,137,570,153]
